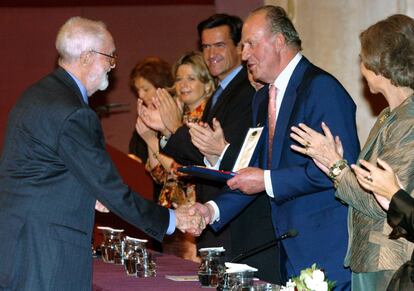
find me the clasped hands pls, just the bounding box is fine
[174,202,215,236]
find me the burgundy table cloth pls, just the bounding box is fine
[92,253,208,290]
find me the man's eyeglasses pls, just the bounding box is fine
[90,50,117,67]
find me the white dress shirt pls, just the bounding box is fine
[264,53,302,197]
[207,53,303,223]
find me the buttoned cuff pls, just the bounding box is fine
[264,170,275,198]
[206,201,220,224]
[166,209,175,235]
[159,135,169,149]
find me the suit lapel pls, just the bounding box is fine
[359,95,414,164]
[205,67,248,122]
[358,108,393,161]
[253,87,270,167]
[201,97,213,121]
[270,58,310,168]
[253,86,268,127]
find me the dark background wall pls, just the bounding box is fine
[0,0,219,245]
[0,0,260,246]
[0,1,216,154]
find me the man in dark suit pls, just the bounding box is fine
[191,6,360,290]
[0,17,200,291]
[141,14,280,283]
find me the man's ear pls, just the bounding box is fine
[80,51,93,66]
[274,33,287,49]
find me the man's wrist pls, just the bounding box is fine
[218,141,229,155]
[169,123,181,135]
[205,201,219,224]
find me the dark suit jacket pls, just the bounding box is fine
[389,190,414,240]
[387,190,414,291]
[335,96,414,274]
[211,57,360,289]
[0,68,169,291]
[163,67,281,283]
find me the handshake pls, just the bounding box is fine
[173,202,215,236]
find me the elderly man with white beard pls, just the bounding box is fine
[0,16,203,291]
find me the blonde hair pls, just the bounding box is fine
[173,51,215,98]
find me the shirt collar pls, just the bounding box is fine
[67,71,89,104]
[218,65,243,90]
[273,52,302,91]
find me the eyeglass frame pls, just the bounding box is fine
[90,50,117,67]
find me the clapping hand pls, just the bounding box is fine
[351,158,402,210]
[137,99,167,133]
[188,118,228,165]
[154,88,183,134]
[290,122,344,174]
[135,116,157,144]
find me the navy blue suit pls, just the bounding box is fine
[211,57,360,289]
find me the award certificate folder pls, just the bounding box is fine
[178,165,235,182]
[177,127,263,183]
[232,127,263,171]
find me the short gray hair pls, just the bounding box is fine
[360,14,414,89]
[252,5,302,51]
[56,16,108,63]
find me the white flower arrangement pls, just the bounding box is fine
[280,264,335,291]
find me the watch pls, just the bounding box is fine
[328,159,348,183]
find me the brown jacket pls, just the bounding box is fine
[337,95,414,272]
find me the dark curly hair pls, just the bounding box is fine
[360,14,414,89]
[130,57,174,91]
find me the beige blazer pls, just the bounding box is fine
[336,95,414,273]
